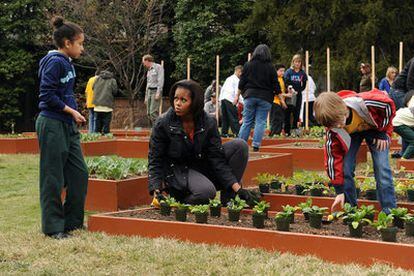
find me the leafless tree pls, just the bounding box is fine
[50,0,169,126]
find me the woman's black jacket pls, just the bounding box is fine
[148,107,237,194]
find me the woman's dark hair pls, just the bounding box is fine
[51,16,83,48]
[169,79,204,119]
[252,44,272,62]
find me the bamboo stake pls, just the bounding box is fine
[248,53,252,61]
[187,58,191,80]
[305,51,310,131]
[215,55,220,123]
[327,48,331,92]
[399,41,404,72]
[371,46,375,90]
[159,60,164,116]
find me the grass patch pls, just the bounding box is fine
[0,154,411,274]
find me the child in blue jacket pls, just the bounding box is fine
[36,16,88,239]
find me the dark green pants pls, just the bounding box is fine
[35,115,88,235]
[394,125,414,159]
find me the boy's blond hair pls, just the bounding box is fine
[290,54,302,68]
[314,92,348,128]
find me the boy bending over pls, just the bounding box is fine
[314,89,396,213]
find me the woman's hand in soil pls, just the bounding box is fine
[237,188,261,207]
[331,193,345,212]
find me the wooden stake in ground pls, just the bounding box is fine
[371,46,375,90]
[248,53,252,61]
[305,51,310,131]
[399,41,404,72]
[159,60,164,116]
[216,55,220,123]
[327,48,331,92]
[187,58,191,80]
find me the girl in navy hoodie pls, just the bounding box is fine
[283,54,307,136]
[36,16,87,239]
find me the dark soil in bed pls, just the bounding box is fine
[114,209,414,244]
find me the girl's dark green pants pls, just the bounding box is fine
[36,115,88,235]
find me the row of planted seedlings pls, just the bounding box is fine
[86,155,148,180]
[275,199,414,243]
[158,195,270,227]
[155,194,414,243]
[255,171,414,202]
[254,171,334,197]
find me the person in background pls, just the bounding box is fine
[284,54,307,136]
[148,79,259,206]
[237,44,279,151]
[204,80,221,104]
[204,92,219,118]
[379,66,398,93]
[36,16,88,239]
[219,65,243,137]
[299,74,317,127]
[269,64,287,136]
[142,54,164,127]
[390,57,414,158]
[92,70,118,134]
[392,90,414,159]
[359,63,375,92]
[85,71,98,133]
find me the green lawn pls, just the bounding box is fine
[0,154,411,275]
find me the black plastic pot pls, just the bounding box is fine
[365,189,377,201]
[310,188,323,197]
[303,212,309,221]
[194,212,208,224]
[210,205,221,217]
[407,189,414,202]
[259,183,270,193]
[160,203,171,216]
[364,213,375,223]
[393,217,405,229]
[275,217,290,232]
[295,185,305,195]
[380,227,398,242]
[405,221,414,236]
[270,180,282,190]
[288,213,295,223]
[308,213,323,229]
[252,213,265,229]
[228,209,241,222]
[348,223,363,238]
[174,208,187,222]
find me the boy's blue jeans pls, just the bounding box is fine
[238,97,272,148]
[343,132,396,213]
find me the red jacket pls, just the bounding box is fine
[324,89,395,190]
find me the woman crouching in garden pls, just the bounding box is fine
[148,79,259,206]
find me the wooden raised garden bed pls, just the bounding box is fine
[81,140,117,156]
[111,129,151,138]
[259,142,367,170]
[243,153,293,187]
[0,137,39,154]
[88,207,414,270]
[397,159,414,171]
[115,139,149,158]
[84,176,151,211]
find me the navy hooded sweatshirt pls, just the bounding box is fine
[38,51,77,124]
